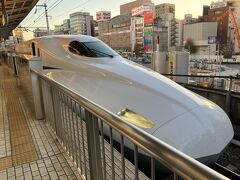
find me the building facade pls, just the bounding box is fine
[183,22,218,55]
[120,0,155,17]
[97,15,132,51]
[70,12,91,35]
[203,1,234,52]
[34,28,48,38]
[54,25,64,35]
[155,3,175,18]
[63,19,71,34]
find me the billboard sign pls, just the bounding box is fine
[96,11,111,21]
[144,11,153,25]
[144,26,153,36]
[132,5,151,16]
[144,35,153,52]
[208,36,216,44]
[210,2,227,9]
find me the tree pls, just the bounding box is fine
[184,39,198,54]
[134,43,142,57]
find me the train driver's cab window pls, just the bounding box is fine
[68,40,117,58]
[31,42,36,56]
[68,41,93,57]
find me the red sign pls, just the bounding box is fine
[144,12,153,25]
[96,11,111,21]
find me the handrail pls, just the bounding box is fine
[31,68,229,180]
[162,73,240,80]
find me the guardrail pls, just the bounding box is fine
[162,74,240,92]
[30,67,228,180]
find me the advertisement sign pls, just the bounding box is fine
[208,36,216,44]
[210,2,227,9]
[135,17,144,25]
[144,12,153,25]
[132,5,151,16]
[144,36,153,52]
[144,28,153,36]
[96,11,111,21]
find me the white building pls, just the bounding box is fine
[183,22,218,55]
[70,12,91,35]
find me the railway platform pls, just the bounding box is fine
[0,64,81,180]
[0,56,232,180]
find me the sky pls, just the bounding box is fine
[21,0,214,30]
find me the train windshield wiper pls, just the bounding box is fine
[89,49,114,58]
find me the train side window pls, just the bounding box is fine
[31,42,36,56]
[68,41,93,57]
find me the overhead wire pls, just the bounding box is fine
[53,0,91,19]
[23,0,91,29]
[28,0,64,27]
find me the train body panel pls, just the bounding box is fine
[15,35,234,164]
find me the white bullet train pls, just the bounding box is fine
[15,35,233,166]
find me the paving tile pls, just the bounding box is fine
[32,175,41,180]
[41,175,50,180]
[59,174,68,180]
[32,170,40,177]
[0,171,7,180]
[15,176,24,180]
[49,171,58,180]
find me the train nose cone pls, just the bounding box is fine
[153,99,234,164]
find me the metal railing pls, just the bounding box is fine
[162,74,240,93]
[162,74,240,124]
[30,67,228,180]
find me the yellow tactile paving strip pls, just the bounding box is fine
[0,67,38,170]
[0,157,12,170]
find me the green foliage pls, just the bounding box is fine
[184,39,198,54]
[223,51,232,58]
[134,43,142,57]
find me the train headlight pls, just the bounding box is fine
[117,108,155,129]
[202,99,216,109]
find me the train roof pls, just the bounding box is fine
[35,35,100,43]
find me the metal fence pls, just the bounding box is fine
[162,74,240,92]
[163,74,240,125]
[30,68,228,180]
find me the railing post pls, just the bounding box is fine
[30,72,44,120]
[85,110,103,180]
[225,77,232,116]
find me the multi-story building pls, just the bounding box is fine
[70,12,91,35]
[97,15,132,51]
[183,22,217,55]
[203,1,234,51]
[154,10,181,48]
[203,5,210,16]
[95,11,111,37]
[54,25,64,35]
[155,3,175,18]
[233,0,240,53]
[96,11,111,22]
[90,16,98,37]
[120,0,155,17]
[63,19,70,34]
[184,14,199,24]
[34,28,48,38]
[152,19,168,52]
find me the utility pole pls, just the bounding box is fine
[35,3,50,33]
